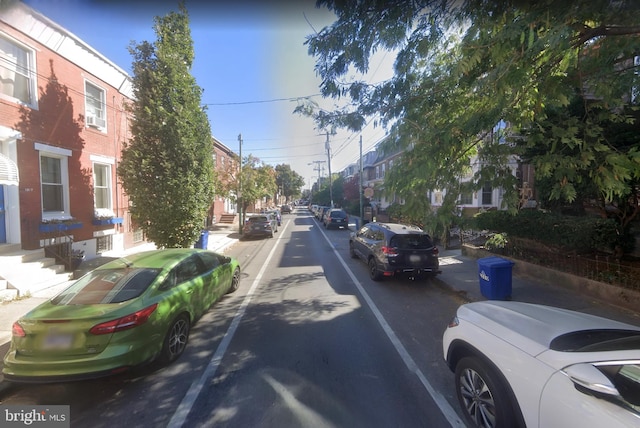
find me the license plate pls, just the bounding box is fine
[409,255,421,263]
[43,333,74,350]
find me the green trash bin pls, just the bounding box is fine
[477,256,514,300]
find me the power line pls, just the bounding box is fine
[204,94,322,106]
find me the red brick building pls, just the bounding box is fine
[1,2,144,259]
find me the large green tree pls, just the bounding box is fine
[299,0,640,236]
[119,3,214,248]
[275,164,305,203]
[239,156,277,222]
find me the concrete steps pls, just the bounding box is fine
[0,244,73,302]
[218,213,237,224]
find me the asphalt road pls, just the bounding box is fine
[0,212,468,427]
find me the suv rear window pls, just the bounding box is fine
[390,234,434,250]
[248,216,268,223]
[330,211,347,218]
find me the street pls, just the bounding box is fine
[0,211,468,427]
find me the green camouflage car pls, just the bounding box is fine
[2,248,240,383]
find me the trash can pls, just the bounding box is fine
[195,230,209,249]
[477,256,514,300]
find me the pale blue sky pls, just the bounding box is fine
[22,0,373,182]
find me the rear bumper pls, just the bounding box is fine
[385,266,442,277]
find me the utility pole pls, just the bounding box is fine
[326,132,333,208]
[359,135,363,223]
[238,133,243,235]
[308,160,325,198]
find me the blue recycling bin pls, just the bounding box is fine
[195,230,209,249]
[477,256,514,300]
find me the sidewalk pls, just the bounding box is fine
[1,216,639,348]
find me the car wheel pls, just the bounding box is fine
[158,314,190,365]
[349,243,357,259]
[227,267,240,293]
[368,258,382,281]
[455,356,519,428]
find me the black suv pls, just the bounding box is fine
[349,222,441,281]
[323,208,349,229]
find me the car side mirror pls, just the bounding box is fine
[564,363,621,398]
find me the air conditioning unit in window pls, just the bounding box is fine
[86,115,106,129]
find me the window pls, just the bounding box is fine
[38,144,71,220]
[40,154,69,218]
[482,184,493,205]
[85,81,106,128]
[96,235,113,253]
[93,163,112,212]
[381,163,386,178]
[0,35,35,106]
[459,192,473,205]
[632,56,639,105]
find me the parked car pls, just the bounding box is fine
[280,204,292,214]
[316,206,330,221]
[349,222,441,281]
[2,249,240,383]
[443,301,640,428]
[243,214,277,239]
[323,208,349,229]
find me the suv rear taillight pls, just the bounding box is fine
[381,246,398,256]
[432,247,439,256]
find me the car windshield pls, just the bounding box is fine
[51,268,160,305]
[550,329,640,352]
[390,234,434,250]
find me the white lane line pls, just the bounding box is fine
[168,220,290,428]
[318,226,465,428]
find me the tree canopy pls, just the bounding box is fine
[299,0,640,233]
[275,164,306,202]
[119,3,215,248]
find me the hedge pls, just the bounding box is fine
[471,210,621,253]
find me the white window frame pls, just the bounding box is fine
[37,143,71,221]
[0,34,37,108]
[91,155,115,217]
[482,184,493,205]
[84,80,107,130]
[632,56,639,105]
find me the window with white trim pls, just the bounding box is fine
[0,34,36,106]
[93,163,112,212]
[482,184,493,205]
[40,154,70,219]
[632,56,639,105]
[459,192,473,205]
[85,81,106,129]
